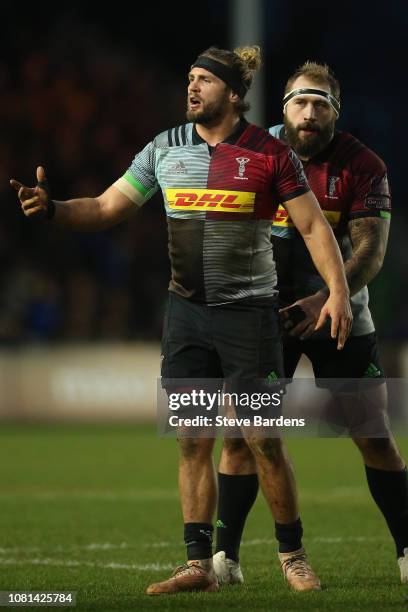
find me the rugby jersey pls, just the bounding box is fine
[115,119,309,305]
[269,125,392,336]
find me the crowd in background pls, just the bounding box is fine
[1,6,406,344]
[1,18,186,342]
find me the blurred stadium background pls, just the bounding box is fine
[1,0,407,420]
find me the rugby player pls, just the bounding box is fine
[214,62,408,588]
[11,49,352,595]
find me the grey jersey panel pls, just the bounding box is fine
[203,219,277,304]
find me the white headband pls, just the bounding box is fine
[283,87,340,116]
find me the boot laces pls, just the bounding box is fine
[282,554,310,577]
[172,561,203,578]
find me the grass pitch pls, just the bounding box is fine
[0,425,407,611]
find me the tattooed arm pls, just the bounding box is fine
[343,216,390,296]
[281,216,390,339]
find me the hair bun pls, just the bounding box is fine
[234,46,262,71]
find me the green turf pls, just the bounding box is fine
[0,425,407,611]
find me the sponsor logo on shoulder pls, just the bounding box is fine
[364,174,391,210]
[234,157,250,180]
[365,197,388,210]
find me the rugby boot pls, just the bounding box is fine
[146,560,219,595]
[278,547,321,591]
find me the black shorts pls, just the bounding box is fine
[282,333,389,436]
[160,293,285,425]
[283,332,384,379]
[161,292,284,381]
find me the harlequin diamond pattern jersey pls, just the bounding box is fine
[114,119,310,305]
[269,124,392,336]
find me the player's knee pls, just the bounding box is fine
[353,437,393,455]
[223,437,250,457]
[177,437,213,460]
[221,438,255,472]
[246,437,283,466]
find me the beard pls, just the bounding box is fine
[284,115,335,158]
[186,94,229,126]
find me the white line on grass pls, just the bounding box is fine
[84,542,129,550]
[144,536,387,548]
[0,535,387,558]
[242,536,388,545]
[312,536,387,543]
[0,558,172,571]
[0,535,388,572]
[0,543,129,554]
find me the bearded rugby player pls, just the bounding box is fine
[11,51,352,595]
[214,62,408,589]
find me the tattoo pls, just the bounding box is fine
[344,217,390,296]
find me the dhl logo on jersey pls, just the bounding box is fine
[272,205,341,228]
[165,189,255,213]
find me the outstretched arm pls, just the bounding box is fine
[10,166,137,231]
[284,190,352,349]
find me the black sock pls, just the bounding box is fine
[184,523,213,560]
[215,473,259,563]
[275,518,303,553]
[365,465,408,557]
